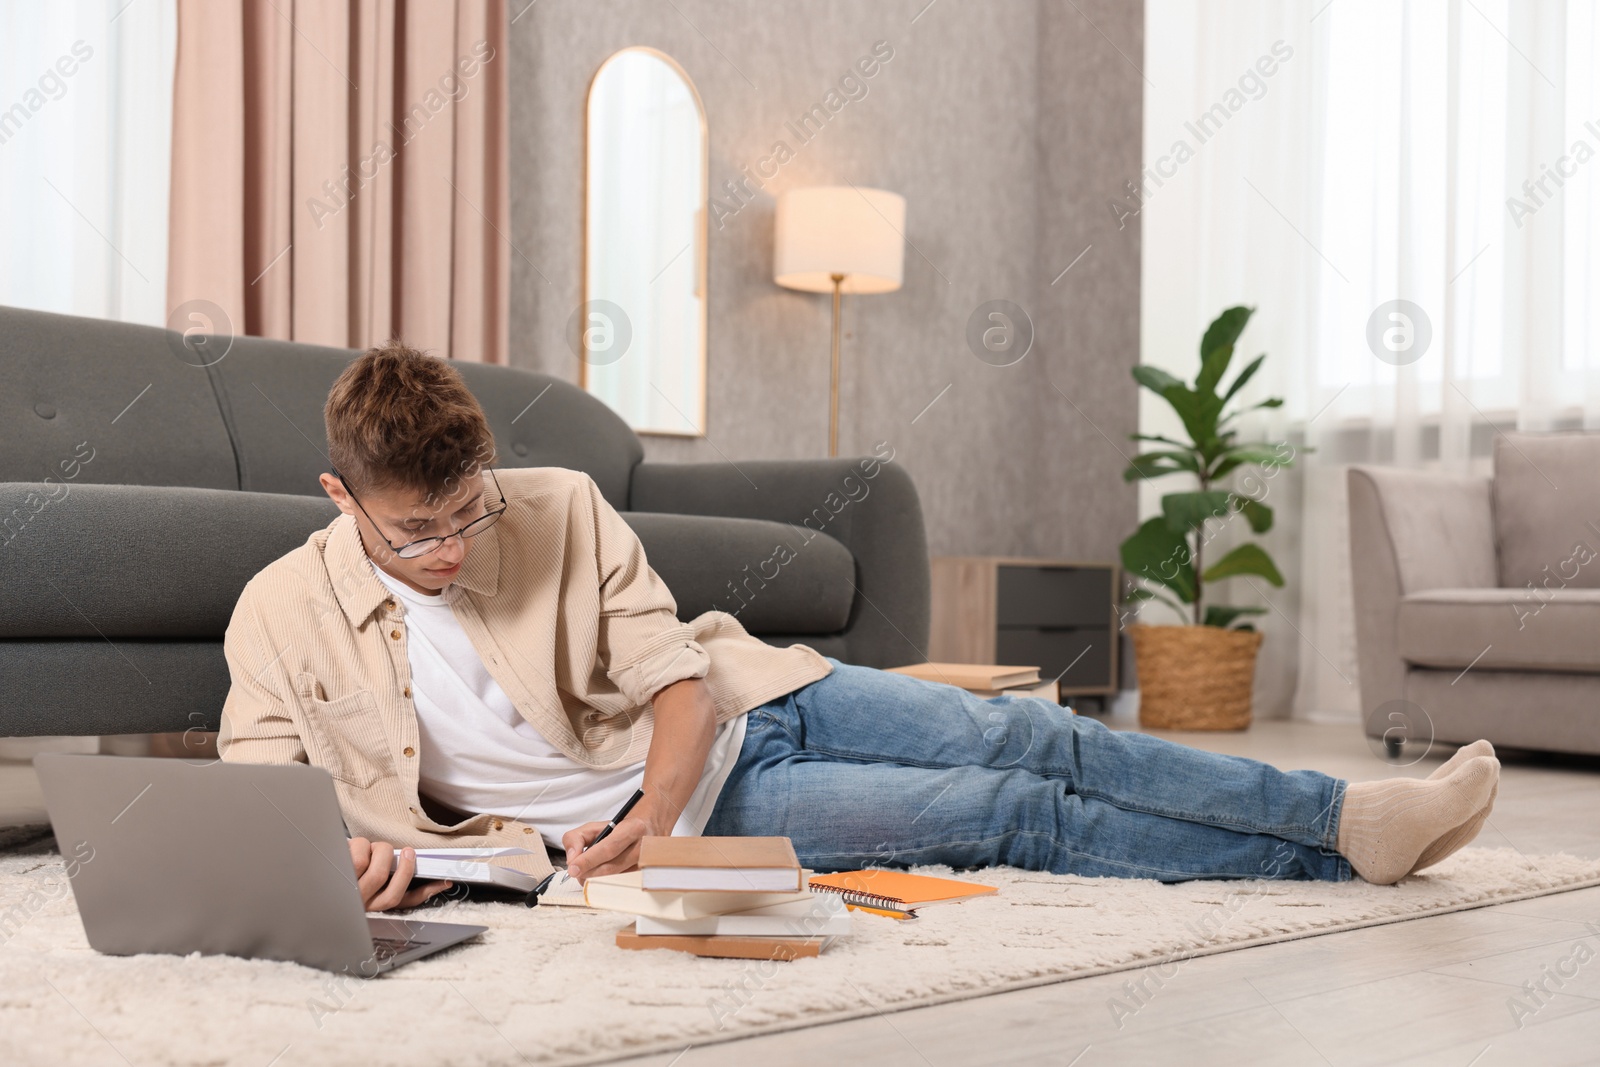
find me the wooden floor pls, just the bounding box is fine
[6,716,1600,1065]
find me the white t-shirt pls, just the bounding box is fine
[368,560,746,850]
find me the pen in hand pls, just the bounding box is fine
[584,787,645,854]
[528,788,647,906]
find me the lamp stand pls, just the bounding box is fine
[828,272,845,458]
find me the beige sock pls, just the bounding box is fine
[1409,740,1499,873]
[1411,778,1498,874]
[1336,756,1499,885]
[1428,739,1495,781]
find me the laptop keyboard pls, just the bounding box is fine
[369,935,427,963]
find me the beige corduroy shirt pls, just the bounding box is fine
[218,466,833,880]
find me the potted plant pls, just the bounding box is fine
[1120,305,1296,729]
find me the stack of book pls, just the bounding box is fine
[586,837,849,960]
[887,661,1062,703]
[402,839,1003,962]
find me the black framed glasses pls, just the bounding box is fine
[330,466,507,560]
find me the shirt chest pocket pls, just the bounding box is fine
[294,673,393,789]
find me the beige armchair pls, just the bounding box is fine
[1348,433,1600,755]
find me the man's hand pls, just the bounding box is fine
[562,801,674,884]
[558,677,717,884]
[349,837,453,911]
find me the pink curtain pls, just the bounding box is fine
[167,0,509,363]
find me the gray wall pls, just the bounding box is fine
[508,0,1142,563]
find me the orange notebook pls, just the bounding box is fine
[808,870,998,918]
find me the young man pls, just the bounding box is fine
[219,344,1501,912]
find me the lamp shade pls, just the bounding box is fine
[773,186,906,294]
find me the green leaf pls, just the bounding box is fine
[1164,388,1225,457]
[1129,433,1193,448]
[1120,517,1197,603]
[1201,543,1285,586]
[1133,365,1224,455]
[1196,306,1254,396]
[1220,444,1287,464]
[1131,365,1186,395]
[1203,604,1268,629]
[1208,443,1292,480]
[1161,490,1233,534]
[1200,306,1254,363]
[1123,451,1201,482]
[1219,353,1266,406]
[1234,496,1274,533]
[1219,397,1285,428]
[1196,349,1231,399]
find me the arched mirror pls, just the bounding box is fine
[582,48,708,436]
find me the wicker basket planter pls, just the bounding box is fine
[1128,624,1263,730]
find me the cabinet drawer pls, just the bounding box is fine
[996,566,1113,628]
[995,626,1113,691]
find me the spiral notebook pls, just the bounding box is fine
[807,869,998,918]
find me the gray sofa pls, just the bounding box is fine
[1349,432,1600,755]
[0,305,930,739]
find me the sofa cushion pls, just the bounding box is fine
[454,362,643,512]
[0,305,239,490]
[199,333,354,498]
[1494,432,1600,589]
[0,640,233,737]
[0,482,338,639]
[0,483,855,641]
[623,513,855,634]
[1397,588,1600,673]
[1353,467,1498,593]
[204,337,645,511]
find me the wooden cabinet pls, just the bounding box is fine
[929,557,1119,699]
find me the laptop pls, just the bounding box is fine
[33,753,488,976]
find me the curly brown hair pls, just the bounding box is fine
[324,341,497,504]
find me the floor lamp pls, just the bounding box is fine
[773,187,906,458]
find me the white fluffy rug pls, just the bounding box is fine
[2,842,1597,1066]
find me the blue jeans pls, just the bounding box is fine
[703,658,1352,882]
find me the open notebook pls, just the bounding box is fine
[533,869,587,906]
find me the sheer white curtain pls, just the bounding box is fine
[0,0,177,325]
[0,0,176,762]
[1141,0,1600,721]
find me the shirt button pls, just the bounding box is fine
[408,806,419,815]
[403,686,412,698]
[491,819,504,830]
[403,746,415,757]
[522,827,534,835]
[390,629,401,640]
[384,599,395,610]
